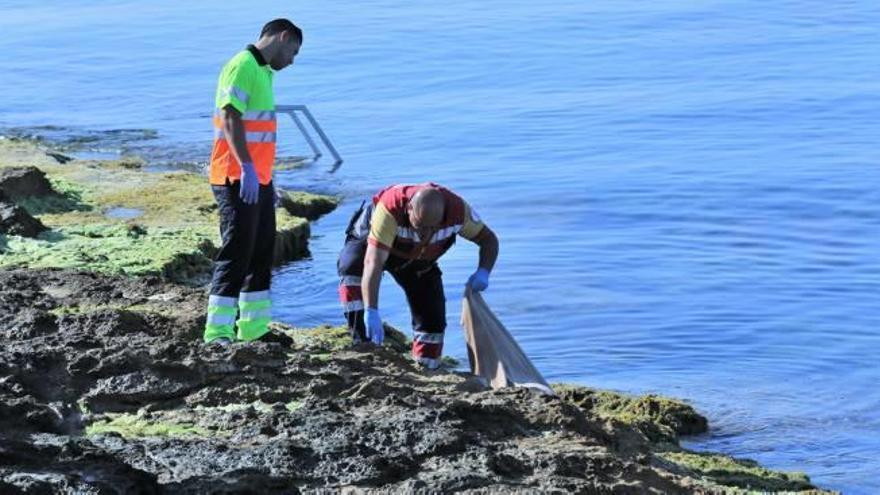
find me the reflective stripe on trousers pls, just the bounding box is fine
[237,290,271,341]
[203,294,237,343]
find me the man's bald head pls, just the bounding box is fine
[408,187,445,228]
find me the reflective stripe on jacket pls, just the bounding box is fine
[209,47,276,185]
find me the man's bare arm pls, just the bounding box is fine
[362,243,390,309]
[221,106,253,166]
[472,226,499,272]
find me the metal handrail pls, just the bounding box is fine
[276,105,343,173]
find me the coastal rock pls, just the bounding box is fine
[0,166,56,200]
[279,190,341,220]
[0,195,47,238]
[0,268,831,493]
[274,213,311,265]
[0,435,160,493]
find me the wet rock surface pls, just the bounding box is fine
[0,269,830,494]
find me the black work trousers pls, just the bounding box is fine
[209,181,276,297]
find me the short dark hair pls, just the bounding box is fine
[260,18,303,44]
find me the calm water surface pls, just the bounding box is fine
[2,1,878,491]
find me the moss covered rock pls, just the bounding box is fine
[278,190,340,220]
[554,383,708,443]
[657,450,820,493]
[86,412,213,439]
[0,140,336,281]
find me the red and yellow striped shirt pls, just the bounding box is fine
[368,183,485,261]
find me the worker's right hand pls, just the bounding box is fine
[364,308,384,345]
[466,267,490,293]
[239,161,259,205]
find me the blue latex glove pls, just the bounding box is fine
[364,307,384,345]
[466,268,490,293]
[239,161,259,205]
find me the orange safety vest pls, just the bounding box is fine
[209,46,276,185]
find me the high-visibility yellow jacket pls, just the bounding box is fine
[209,45,276,185]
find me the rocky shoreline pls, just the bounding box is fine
[0,138,834,493]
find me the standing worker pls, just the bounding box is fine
[203,19,303,345]
[337,183,500,369]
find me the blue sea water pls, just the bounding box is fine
[1,1,879,491]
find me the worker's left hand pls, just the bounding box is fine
[273,186,284,209]
[466,268,490,293]
[239,161,260,205]
[364,307,384,345]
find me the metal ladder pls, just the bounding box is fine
[276,105,343,173]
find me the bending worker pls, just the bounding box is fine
[337,183,500,369]
[203,19,302,345]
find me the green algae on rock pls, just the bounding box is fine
[0,140,339,281]
[656,451,823,494]
[278,190,341,220]
[554,383,708,443]
[86,412,213,439]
